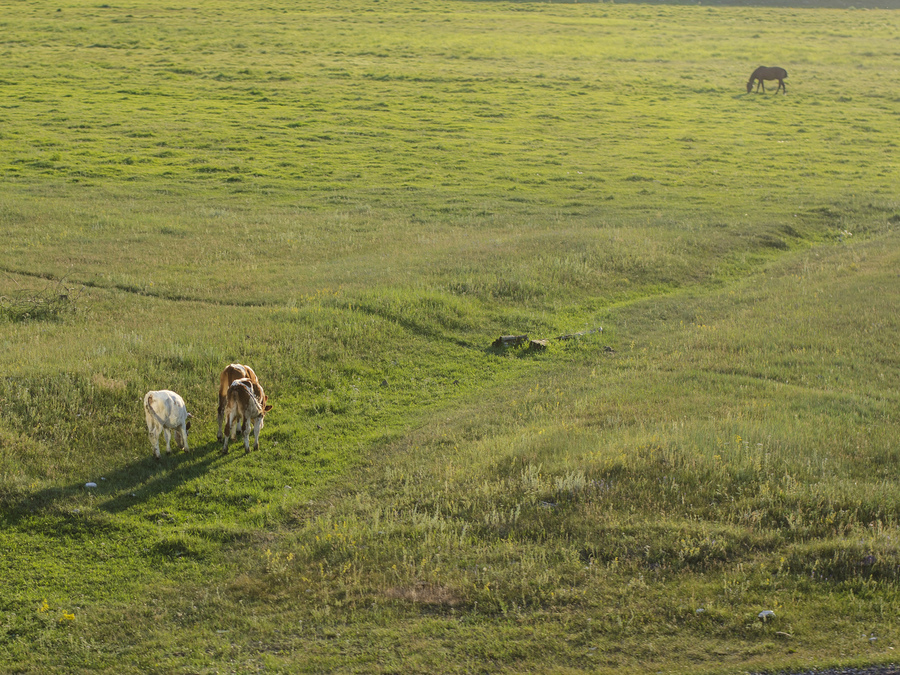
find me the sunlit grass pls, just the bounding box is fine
[238,232,900,673]
[1,0,899,672]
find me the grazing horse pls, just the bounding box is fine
[746,66,787,94]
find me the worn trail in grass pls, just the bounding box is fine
[9,223,895,674]
[205,228,900,675]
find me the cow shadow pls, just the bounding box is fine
[3,439,231,525]
[95,439,228,515]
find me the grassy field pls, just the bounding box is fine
[1,0,899,672]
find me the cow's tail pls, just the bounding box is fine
[237,381,264,417]
[144,394,170,429]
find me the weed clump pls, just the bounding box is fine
[0,278,83,323]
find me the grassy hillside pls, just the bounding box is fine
[1,0,899,672]
[620,0,900,8]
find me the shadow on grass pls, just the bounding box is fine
[348,299,480,350]
[96,439,229,515]
[3,439,230,524]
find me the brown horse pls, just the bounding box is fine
[746,66,787,94]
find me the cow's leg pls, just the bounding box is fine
[217,394,226,441]
[252,419,262,452]
[177,424,190,452]
[149,427,162,460]
[222,414,232,454]
[163,428,173,455]
[242,423,252,453]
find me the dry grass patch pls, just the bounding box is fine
[385,582,464,609]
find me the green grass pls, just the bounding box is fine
[1,0,900,672]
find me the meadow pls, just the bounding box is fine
[1,0,899,672]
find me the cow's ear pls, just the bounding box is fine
[264,404,273,412]
[185,421,192,431]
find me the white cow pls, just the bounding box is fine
[143,390,191,460]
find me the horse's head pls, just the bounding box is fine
[746,80,753,93]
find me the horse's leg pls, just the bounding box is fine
[779,79,786,94]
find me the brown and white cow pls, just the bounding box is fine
[217,363,260,441]
[143,390,191,460]
[222,378,272,454]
